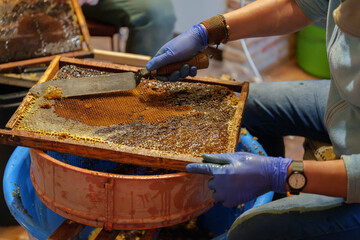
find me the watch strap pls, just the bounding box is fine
[292,159,304,172]
[288,159,306,195]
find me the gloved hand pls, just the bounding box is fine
[78,0,99,6]
[186,152,293,207]
[146,24,208,82]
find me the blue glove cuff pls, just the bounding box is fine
[272,157,293,193]
[193,24,208,47]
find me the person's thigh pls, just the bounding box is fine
[84,0,174,26]
[228,194,360,240]
[121,0,176,56]
[242,80,331,156]
[81,0,130,26]
[82,0,176,56]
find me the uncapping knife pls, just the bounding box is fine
[29,52,209,98]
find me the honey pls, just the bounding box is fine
[39,101,52,108]
[43,85,62,100]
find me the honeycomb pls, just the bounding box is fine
[14,65,242,157]
[0,0,82,63]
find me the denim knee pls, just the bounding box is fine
[227,194,346,240]
[129,0,176,29]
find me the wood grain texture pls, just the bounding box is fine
[93,49,150,67]
[71,0,93,51]
[0,129,194,170]
[94,230,120,240]
[228,81,249,151]
[0,51,92,73]
[48,219,85,240]
[183,75,245,93]
[142,229,159,240]
[59,56,141,73]
[157,52,209,75]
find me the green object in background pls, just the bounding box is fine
[296,25,331,79]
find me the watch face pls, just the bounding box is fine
[288,172,306,190]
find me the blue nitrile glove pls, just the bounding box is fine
[146,24,208,82]
[186,152,293,208]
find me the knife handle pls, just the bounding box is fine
[156,52,209,76]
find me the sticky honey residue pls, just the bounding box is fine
[53,81,193,126]
[84,103,93,109]
[39,101,52,108]
[43,85,62,100]
[12,183,31,218]
[58,132,70,140]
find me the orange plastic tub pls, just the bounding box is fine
[29,149,213,230]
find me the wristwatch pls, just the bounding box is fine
[287,159,307,195]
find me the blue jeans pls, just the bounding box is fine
[228,193,360,240]
[229,80,360,239]
[82,0,176,56]
[242,80,331,157]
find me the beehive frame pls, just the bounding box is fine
[0,56,249,170]
[0,0,93,73]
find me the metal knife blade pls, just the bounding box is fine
[29,71,143,98]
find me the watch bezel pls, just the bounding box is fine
[287,170,307,194]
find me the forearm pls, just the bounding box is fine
[286,159,348,198]
[223,0,313,40]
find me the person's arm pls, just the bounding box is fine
[146,0,315,78]
[224,0,314,40]
[186,152,349,208]
[286,159,348,198]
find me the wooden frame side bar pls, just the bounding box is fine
[0,51,92,73]
[71,0,93,51]
[92,49,151,67]
[48,219,85,240]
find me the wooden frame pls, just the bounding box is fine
[92,49,151,67]
[0,0,93,73]
[47,219,158,240]
[0,57,249,171]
